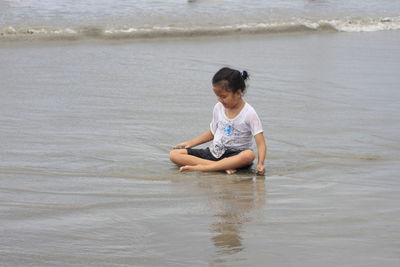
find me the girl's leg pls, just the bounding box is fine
[169,149,215,166]
[180,150,255,173]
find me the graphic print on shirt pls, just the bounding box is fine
[212,120,240,158]
[225,124,233,136]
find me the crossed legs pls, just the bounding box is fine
[169,149,255,174]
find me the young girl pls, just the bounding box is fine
[170,67,267,175]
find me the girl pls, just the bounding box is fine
[170,67,267,175]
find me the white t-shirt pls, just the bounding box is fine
[209,102,263,158]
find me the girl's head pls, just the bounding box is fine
[212,67,249,108]
[212,67,249,94]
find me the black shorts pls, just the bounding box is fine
[186,147,242,161]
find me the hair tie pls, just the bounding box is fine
[240,70,248,80]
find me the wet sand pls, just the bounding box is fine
[1,31,400,266]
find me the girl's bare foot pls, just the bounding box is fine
[180,165,199,172]
[180,165,237,174]
[225,169,237,175]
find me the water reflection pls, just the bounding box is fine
[200,176,266,255]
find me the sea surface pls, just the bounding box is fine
[1,0,400,40]
[1,1,400,266]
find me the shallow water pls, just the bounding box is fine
[1,30,400,266]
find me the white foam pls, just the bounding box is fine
[322,17,400,32]
[1,15,400,41]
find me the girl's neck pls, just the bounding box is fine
[225,99,245,119]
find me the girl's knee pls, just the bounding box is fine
[169,150,179,163]
[169,149,187,164]
[240,150,255,164]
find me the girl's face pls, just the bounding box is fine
[213,86,243,109]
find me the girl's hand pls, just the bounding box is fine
[173,141,191,149]
[256,164,265,175]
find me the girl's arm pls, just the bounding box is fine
[174,130,214,149]
[254,132,267,174]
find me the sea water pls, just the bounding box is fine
[1,1,400,266]
[1,0,400,40]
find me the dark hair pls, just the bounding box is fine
[212,67,249,93]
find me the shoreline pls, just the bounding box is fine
[2,29,399,49]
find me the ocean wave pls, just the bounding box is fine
[1,16,399,41]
